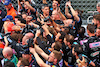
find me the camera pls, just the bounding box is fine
[63,24,77,37]
[22,38,34,49]
[20,38,34,54]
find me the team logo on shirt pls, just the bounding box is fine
[89,41,100,48]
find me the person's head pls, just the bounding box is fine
[72,45,83,56]
[87,24,95,35]
[42,4,49,15]
[4,61,15,67]
[75,9,83,16]
[22,33,34,45]
[52,10,60,20]
[52,0,60,10]
[4,0,12,11]
[51,41,62,51]
[22,53,31,61]
[97,2,100,13]
[22,12,27,20]
[15,15,22,22]
[78,27,85,36]
[17,57,29,67]
[21,48,31,61]
[11,33,23,42]
[95,27,100,37]
[26,15,33,22]
[2,47,13,59]
[2,15,13,22]
[64,34,74,46]
[48,50,62,64]
[93,14,100,25]
[63,19,75,27]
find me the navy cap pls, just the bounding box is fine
[20,48,30,54]
[2,15,13,21]
[4,0,11,5]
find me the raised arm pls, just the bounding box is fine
[42,0,47,4]
[57,7,67,20]
[34,44,49,61]
[24,1,36,12]
[68,1,80,21]
[29,47,50,67]
[4,36,9,47]
[65,1,72,18]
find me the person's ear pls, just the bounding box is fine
[42,9,44,12]
[87,29,90,34]
[54,58,57,63]
[68,42,70,46]
[97,20,99,24]
[75,52,77,56]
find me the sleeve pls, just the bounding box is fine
[83,42,90,58]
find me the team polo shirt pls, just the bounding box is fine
[7,7,17,20]
[4,55,18,67]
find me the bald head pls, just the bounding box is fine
[52,10,60,20]
[22,33,34,45]
[3,47,13,58]
[63,19,74,27]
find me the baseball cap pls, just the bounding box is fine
[2,15,13,21]
[3,0,11,5]
[15,15,22,19]
[20,48,30,54]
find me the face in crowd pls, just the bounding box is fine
[42,6,49,15]
[52,0,59,9]
[5,3,12,11]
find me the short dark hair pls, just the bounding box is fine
[87,24,95,33]
[74,45,83,55]
[54,41,62,51]
[65,35,74,45]
[52,50,62,62]
[78,27,85,35]
[42,4,49,9]
[59,32,66,41]
[11,33,23,42]
[4,61,15,67]
[75,9,83,16]
[53,0,61,4]
[93,14,100,22]
[19,58,29,66]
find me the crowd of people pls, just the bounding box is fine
[0,0,100,67]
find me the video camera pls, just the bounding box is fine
[22,38,34,49]
[20,38,34,54]
[63,24,77,37]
